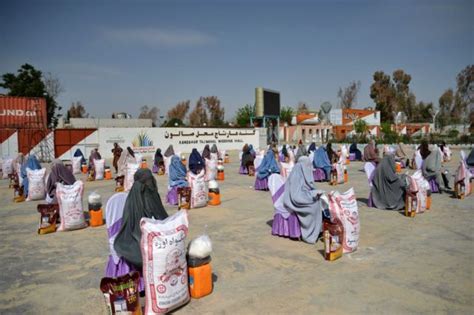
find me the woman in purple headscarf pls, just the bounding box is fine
[88,148,102,171]
[46,159,76,202]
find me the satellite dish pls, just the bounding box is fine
[320,102,332,124]
[321,102,332,114]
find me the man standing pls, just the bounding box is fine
[111,143,123,173]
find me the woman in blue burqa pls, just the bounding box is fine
[73,148,86,164]
[257,150,280,180]
[169,155,188,188]
[189,148,205,174]
[313,145,332,181]
[20,154,42,198]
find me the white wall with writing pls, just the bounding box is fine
[98,128,260,159]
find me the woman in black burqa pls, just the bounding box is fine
[114,168,169,268]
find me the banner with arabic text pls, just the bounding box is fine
[98,127,260,159]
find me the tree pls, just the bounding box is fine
[167,100,190,122]
[188,98,208,126]
[455,65,473,130]
[67,101,89,120]
[381,121,398,143]
[280,106,294,125]
[0,63,62,127]
[204,96,225,126]
[43,72,64,100]
[163,118,185,127]
[235,104,254,127]
[296,102,309,114]
[370,69,422,123]
[139,105,159,127]
[370,71,396,123]
[411,101,434,123]
[337,80,361,109]
[456,65,474,105]
[437,89,454,130]
[354,119,368,136]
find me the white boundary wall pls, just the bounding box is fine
[0,132,18,158]
[97,128,260,159]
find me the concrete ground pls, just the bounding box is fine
[0,147,473,314]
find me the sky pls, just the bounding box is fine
[0,0,472,121]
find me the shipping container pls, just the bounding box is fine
[0,96,47,129]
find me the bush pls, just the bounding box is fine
[448,129,459,138]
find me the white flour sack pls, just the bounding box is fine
[56,180,87,231]
[94,159,105,180]
[26,168,46,201]
[328,188,360,253]
[2,157,13,179]
[334,163,345,184]
[141,210,190,314]
[187,170,207,209]
[125,163,140,191]
[72,157,82,174]
[411,171,430,213]
[164,156,172,175]
[204,158,217,181]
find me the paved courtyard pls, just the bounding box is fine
[0,147,473,314]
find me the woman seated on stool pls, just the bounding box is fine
[189,148,205,175]
[349,141,363,161]
[88,148,102,169]
[202,144,211,160]
[283,156,324,244]
[210,144,219,160]
[115,147,137,190]
[240,144,255,174]
[326,142,338,164]
[371,155,407,210]
[153,148,164,173]
[281,145,290,162]
[114,169,169,288]
[467,148,474,168]
[46,159,76,203]
[73,148,86,165]
[422,146,451,192]
[167,155,188,205]
[313,145,332,181]
[363,140,380,164]
[395,142,409,167]
[255,149,280,190]
[20,154,42,201]
[295,142,308,161]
